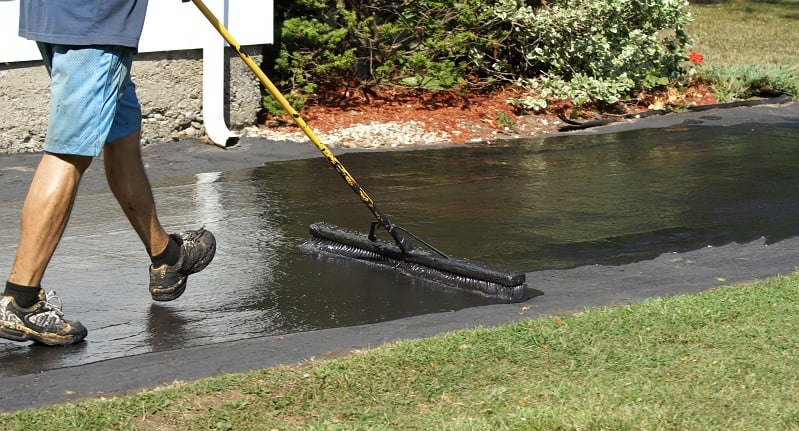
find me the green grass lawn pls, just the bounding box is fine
[686,0,799,100]
[687,0,799,69]
[2,2,798,429]
[3,273,799,430]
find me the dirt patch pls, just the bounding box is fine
[245,84,720,148]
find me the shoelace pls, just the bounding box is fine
[42,290,64,316]
[181,227,207,243]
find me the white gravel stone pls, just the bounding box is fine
[243,121,450,149]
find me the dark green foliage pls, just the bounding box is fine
[262,0,694,113]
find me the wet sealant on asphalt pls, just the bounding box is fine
[0,101,796,411]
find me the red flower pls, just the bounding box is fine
[688,51,704,64]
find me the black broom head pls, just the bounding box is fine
[302,222,531,302]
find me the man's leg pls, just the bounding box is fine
[0,152,90,345]
[103,130,216,302]
[103,129,170,257]
[9,152,92,287]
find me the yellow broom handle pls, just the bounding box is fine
[188,0,412,251]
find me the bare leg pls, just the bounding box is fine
[8,153,92,287]
[103,129,170,256]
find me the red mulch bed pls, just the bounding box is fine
[257,84,720,143]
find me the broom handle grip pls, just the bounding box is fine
[189,0,413,253]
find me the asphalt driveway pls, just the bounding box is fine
[0,101,796,412]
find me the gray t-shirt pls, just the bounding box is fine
[18,0,149,48]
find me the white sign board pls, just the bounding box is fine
[0,0,273,63]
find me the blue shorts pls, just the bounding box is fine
[38,43,142,157]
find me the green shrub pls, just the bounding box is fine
[498,0,693,109]
[696,64,798,102]
[264,0,695,113]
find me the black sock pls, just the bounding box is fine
[151,236,181,267]
[4,281,41,308]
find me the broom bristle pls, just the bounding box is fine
[301,223,530,302]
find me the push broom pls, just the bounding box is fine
[186,0,528,301]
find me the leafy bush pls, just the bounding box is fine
[269,0,501,89]
[696,64,798,101]
[263,0,695,114]
[497,0,693,109]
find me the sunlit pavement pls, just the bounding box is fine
[0,102,796,411]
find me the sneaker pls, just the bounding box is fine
[149,228,216,301]
[0,290,87,346]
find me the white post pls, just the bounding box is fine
[203,40,239,147]
[201,0,239,148]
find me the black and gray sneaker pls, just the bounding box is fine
[149,228,216,301]
[0,290,88,346]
